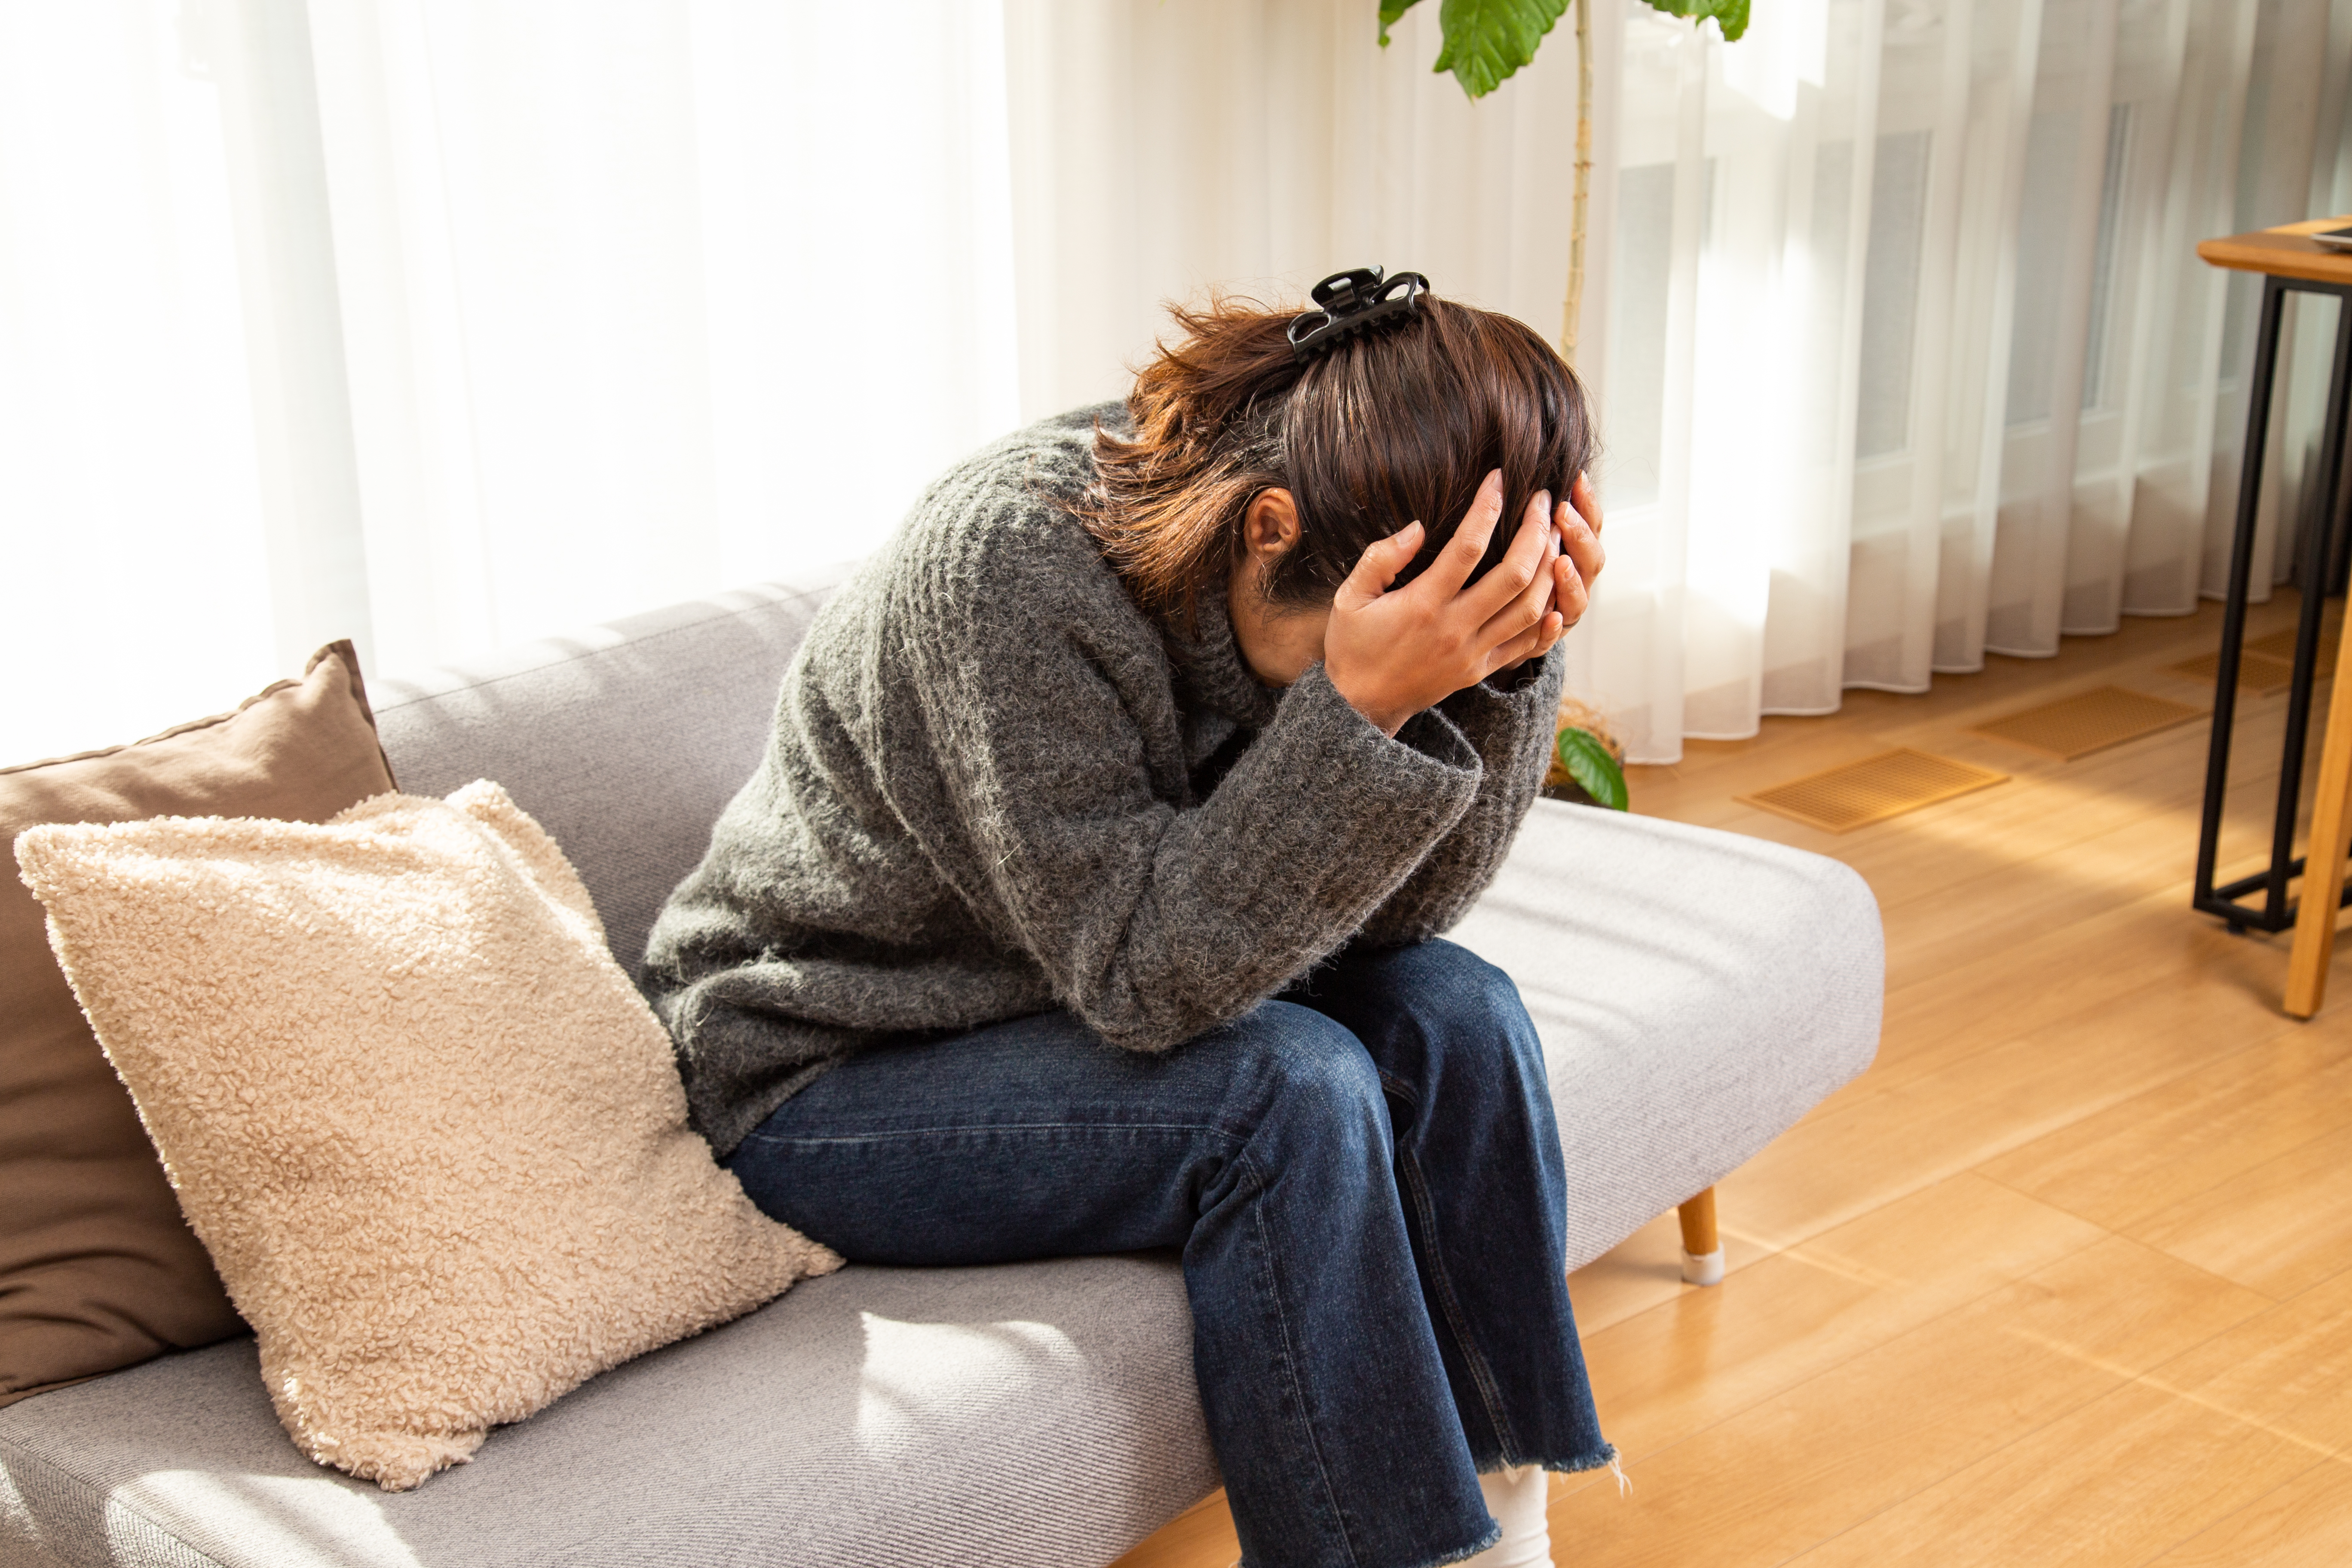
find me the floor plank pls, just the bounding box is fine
[1574,1175,2102,1463]
[2142,1265,2352,1462]
[2148,1458,2352,1566]
[1782,1379,2321,1568]
[1112,1492,1239,1568]
[1714,982,2287,1251]
[1869,883,2288,1095]
[1980,1020,2352,1231]
[2128,1122,2352,1299]
[1543,1239,2270,1567]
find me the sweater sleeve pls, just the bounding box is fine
[907,580,1484,1053]
[1355,644,1566,948]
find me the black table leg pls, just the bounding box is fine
[2196,276,2289,928]
[2264,305,2351,925]
[2196,277,2352,931]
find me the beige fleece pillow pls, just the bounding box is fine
[14,781,839,1491]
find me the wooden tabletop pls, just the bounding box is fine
[2198,216,2352,286]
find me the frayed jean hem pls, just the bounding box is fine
[1418,1521,1507,1568]
[1541,1440,1620,1476]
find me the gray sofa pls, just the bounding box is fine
[0,572,1883,1568]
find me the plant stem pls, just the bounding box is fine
[1563,0,1593,364]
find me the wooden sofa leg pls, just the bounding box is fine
[1678,1188,1724,1286]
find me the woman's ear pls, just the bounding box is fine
[1242,488,1302,565]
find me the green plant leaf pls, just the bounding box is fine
[1428,0,1570,98]
[1640,0,1751,41]
[1385,0,1742,84]
[1555,726,1629,811]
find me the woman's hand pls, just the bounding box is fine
[1491,472,1608,674]
[1325,471,1571,737]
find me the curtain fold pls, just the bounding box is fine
[0,2,279,765]
[302,0,1022,680]
[3,0,2347,767]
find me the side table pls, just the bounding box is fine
[2190,218,2352,962]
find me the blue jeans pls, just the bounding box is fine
[724,939,1613,1568]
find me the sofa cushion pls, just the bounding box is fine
[16,783,840,1492]
[0,644,396,1412]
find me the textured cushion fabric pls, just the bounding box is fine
[371,576,845,977]
[0,1256,1215,1568]
[1453,799,1884,1270]
[0,643,395,1410]
[15,784,839,1491]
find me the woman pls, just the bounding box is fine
[645,268,1613,1568]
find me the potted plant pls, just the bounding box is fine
[1544,699,1630,810]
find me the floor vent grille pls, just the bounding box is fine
[2169,650,2294,692]
[1971,685,2205,761]
[1739,749,2007,834]
[2171,627,2336,693]
[2249,626,2338,673]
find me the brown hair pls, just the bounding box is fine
[1083,287,1595,628]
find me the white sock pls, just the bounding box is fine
[1461,1464,1553,1567]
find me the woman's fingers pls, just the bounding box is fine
[1414,471,1508,603]
[1473,494,1559,648]
[1485,610,1563,677]
[1570,472,1603,537]
[1558,496,1605,596]
[1553,548,1591,630]
[1532,608,1568,661]
[1460,488,1556,628]
[1335,520,1425,610]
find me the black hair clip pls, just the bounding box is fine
[1287,266,1430,363]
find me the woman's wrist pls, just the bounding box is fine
[1324,665,1414,738]
[1343,695,1413,739]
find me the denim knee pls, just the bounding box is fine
[1389,939,1527,1014]
[1217,1001,1389,1148]
[1365,942,1544,1066]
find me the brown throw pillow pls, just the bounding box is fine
[0,643,395,1408]
[16,782,839,1489]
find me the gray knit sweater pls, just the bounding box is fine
[643,404,1565,1155]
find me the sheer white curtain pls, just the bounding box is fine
[1004,0,2350,760]
[5,0,2348,767]
[303,0,1019,680]
[1810,0,2352,689]
[1585,0,1884,748]
[0,3,280,764]
[1,0,1017,764]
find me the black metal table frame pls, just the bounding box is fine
[2196,270,2352,932]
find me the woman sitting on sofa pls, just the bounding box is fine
[644,268,1612,1568]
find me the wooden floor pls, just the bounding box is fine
[1114,588,2352,1568]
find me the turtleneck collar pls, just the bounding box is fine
[1167,575,1284,732]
